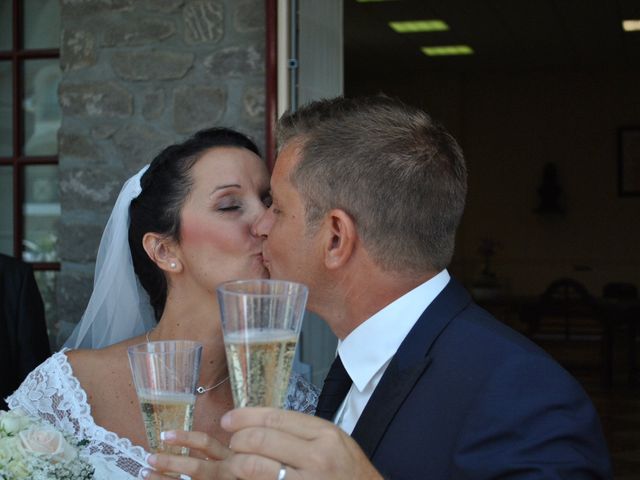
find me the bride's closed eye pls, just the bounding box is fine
[216,197,241,212]
[218,205,240,212]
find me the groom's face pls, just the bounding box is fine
[255,141,323,308]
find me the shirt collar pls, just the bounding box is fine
[337,269,450,392]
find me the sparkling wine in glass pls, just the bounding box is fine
[128,340,202,455]
[218,279,308,408]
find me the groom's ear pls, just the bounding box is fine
[142,232,182,273]
[322,209,357,270]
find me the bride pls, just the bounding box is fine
[6,128,318,479]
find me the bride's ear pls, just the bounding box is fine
[142,233,182,273]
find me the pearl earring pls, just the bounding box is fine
[170,262,177,269]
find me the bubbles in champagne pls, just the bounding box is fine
[137,390,195,455]
[224,328,297,407]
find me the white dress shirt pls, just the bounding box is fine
[333,269,450,434]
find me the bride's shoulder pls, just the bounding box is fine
[65,347,105,368]
[67,334,144,368]
[66,341,133,388]
[64,348,105,382]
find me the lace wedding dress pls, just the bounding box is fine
[7,350,319,479]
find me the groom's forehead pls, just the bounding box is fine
[273,142,303,182]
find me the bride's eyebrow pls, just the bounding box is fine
[210,183,241,195]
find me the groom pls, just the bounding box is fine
[217,96,612,479]
[147,96,612,479]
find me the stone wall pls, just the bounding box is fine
[56,0,266,347]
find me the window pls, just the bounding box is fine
[0,0,61,334]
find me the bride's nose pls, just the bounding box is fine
[252,207,272,238]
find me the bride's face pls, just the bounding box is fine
[175,146,271,291]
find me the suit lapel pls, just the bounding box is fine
[351,355,432,457]
[350,278,472,458]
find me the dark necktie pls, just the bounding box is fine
[315,354,352,420]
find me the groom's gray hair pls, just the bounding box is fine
[276,95,467,274]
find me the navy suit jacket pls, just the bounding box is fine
[350,278,612,479]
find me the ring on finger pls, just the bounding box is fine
[277,464,287,480]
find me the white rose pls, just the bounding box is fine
[0,409,33,434]
[18,426,77,463]
[90,455,127,480]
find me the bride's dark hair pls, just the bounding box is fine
[128,127,260,320]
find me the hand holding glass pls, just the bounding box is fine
[128,340,202,455]
[218,279,308,408]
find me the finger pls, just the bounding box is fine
[161,430,231,460]
[141,468,179,480]
[229,426,316,469]
[147,453,230,480]
[225,453,301,480]
[222,408,333,439]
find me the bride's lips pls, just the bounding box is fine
[252,252,269,268]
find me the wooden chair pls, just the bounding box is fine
[527,278,599,341]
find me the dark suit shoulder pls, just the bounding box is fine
[0,254,34,291]
[0,253,32,274]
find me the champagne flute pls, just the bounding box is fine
[217,279,308,408]
[128,340,202,456]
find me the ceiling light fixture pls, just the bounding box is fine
[389,20,449,33]
[421,45,474,56]
[622,20,640,31]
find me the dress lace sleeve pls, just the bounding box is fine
[285,373,319,415]
[6,351,87,435]
[6,351,148,480]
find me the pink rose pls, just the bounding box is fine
[18,426,77,463]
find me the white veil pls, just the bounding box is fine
[64,165,156,349]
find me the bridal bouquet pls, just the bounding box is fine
[0,409,94,479]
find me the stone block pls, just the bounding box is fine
[142,90,166,120]
[60,167,123,211]
[102,18,176,47]
[243,85,264,122]
[174,85,226,134]
[203,44,264,77]
[61,30,97,72]
[183,0,224,45]
[57,268,94,344]
[91,125,120,140]
[114,124,169,171]
[60,82,133,118]
[59,222,104,263]
[61,0,134,16]
[252,128,266,156]
[59,133,98,159]
[234,0,264,32]
[111,51,194,81]
[143,0,184,12]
